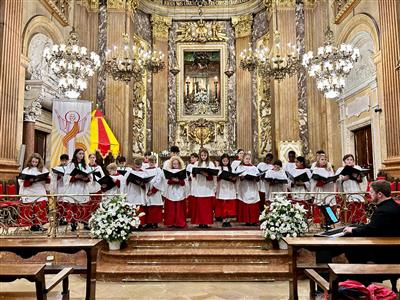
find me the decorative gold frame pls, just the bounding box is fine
[176,43,227,121]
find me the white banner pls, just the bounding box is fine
[51,100,91,167]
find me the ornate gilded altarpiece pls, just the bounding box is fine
[169,21,237,157]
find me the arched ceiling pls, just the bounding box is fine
[139,0,265,20]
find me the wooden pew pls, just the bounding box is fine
[283,237,400,300]
[0,238,105,300]
[305,264,400,300]
[0,263,73,300]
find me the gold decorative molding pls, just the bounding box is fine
[151,15,172,40]
[176,21,227,43]
[107,0,139,11]
[334,0,361,24]
[39,0,70,26]
[231,14,253,38]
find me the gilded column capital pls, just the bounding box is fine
[151,15,172,40]
[231,14,253,38]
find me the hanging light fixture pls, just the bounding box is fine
[43,6,100,99]
[239,1,300,80]
[224,3,235,78]
[104,1,164,83]
[302,6,360,98]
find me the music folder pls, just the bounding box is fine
[286,171,310,183]
[264,177,288,184]
[243,172,264,181]
[191,167,219,177]
[163,169,187,180]
[18,172,49,182]
[339,165,368,180]
[97,176,116,191]
[127,173,155,185]
[68,168,95,177]
[117,169,128,176]
[51,167,65,175]
[311,174,339,184]
[218,170,243,182]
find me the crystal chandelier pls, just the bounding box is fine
[104,3,164,83]
[43,29,100,99]
[239,2,300,80]
[104,34,164,83]
[302,26,360,99]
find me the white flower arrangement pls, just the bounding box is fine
[259,195,308,240]
[89,195,143,242]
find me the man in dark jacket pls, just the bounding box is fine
[343,180,400,263]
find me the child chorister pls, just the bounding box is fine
[310,155,336,224]
[288,156,312,201]
[64,149,93,230]
[50,154,69,196]
[101,163,125,200]
[191,148,216,228]
[87,153,105,194]
[124,157,147,209]
[186,152,199,220]
[335,153,367,223]
[18,153,50,231]
[257,153,274,211]
[116,156,132,176]
[264,160,288,201]
[283,150,297,174]
[215,154,237,227]
[311,155,336,206]
[144,156,165,228]
[231,149,244,172]
[163,156,188,228]
[236,153,260,226]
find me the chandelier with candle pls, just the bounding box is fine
[104,3,164,83]
[43,29,100,99]
[302,26,360,99]
[239,2,300,80]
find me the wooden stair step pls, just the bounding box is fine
[96,262,290,282]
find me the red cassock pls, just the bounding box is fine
[214,199,237,218]
[144,206,163,224]
[163,178,187,228]
[191,196,214,225]
[236,201,260,223]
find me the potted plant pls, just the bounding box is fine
[89,195,143,250]
[260,195,308,249]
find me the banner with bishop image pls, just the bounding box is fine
[51,100,91,167]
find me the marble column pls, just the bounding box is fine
[295,0,309,158]
[232,15,253,151]
[97,0,107,111]
[0,0,23,179]
[378,0,400,176]
[151,15,171,152]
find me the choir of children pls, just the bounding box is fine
[19,146,369,230]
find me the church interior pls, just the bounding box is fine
[0,0,399,299]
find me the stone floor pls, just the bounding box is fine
[0,275,314,300]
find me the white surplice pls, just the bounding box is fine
[18,167,49,203]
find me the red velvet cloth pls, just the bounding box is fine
[18,200,48,226]
[164,198,186,227]
[143,205,163,224]
[191,196,214,225]
[236,201,260,223]
[61,202,92,223]
[214,199,237,218]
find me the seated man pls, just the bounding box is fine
[343,180,400,263]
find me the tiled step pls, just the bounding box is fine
[100,248,289,264]
[96,262,290,282]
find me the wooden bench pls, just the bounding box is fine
[0,263,73,300]
[305,264,400,300]
[0,238,105,300]
[283,237,400,300]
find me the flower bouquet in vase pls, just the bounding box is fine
[260,195,308,249]
[89,195,143,250]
